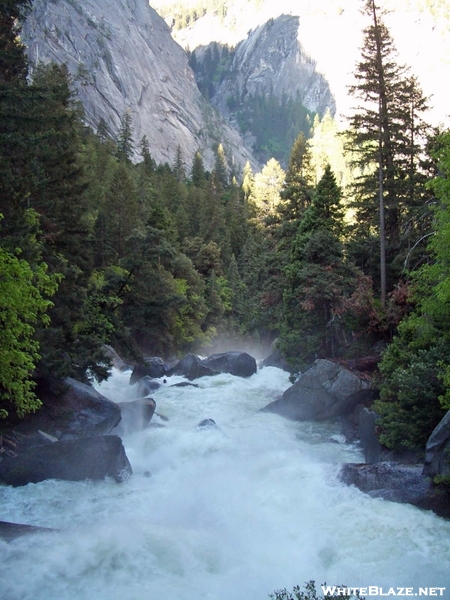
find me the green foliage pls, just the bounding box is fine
[0,0,31,84]
[375,317,447,449]
[233,91,315,166]
[375,130,450,450]
[0,223,59,418]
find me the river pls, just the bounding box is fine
[1,366,449,600]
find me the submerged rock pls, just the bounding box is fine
[0,435,132,487]
[170,381,199,388]
[197,418,217,428]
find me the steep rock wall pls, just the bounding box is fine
[23,0,256,171]
[213,14,335,117]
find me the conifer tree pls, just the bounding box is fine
[191,150,206,187]
[116,109,135,162]
[346,0,431,304]
[213,143,229,188]
[279,166,360,367]
[0,0,30,84]
[173,145,186,183]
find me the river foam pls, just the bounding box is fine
[1,367,449,600]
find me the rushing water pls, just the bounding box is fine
[1,366,450,600]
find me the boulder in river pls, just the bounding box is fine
[135,376,161,397]
[58,378,122,439]
[262,359,373,421]
[340,461,450,519]
[111,398,156,437]
[171,354,218,380]
[202,352,257,378]
[258,349,290,372]
[129,357,170,384]
[0,521,56,542]
[7,377,122,445]
[171,351,258,380]
[0,435,132,487]
[102,345,131,371]
[423,410,450,478]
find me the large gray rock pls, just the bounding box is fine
[0,435,132,487]
[171,354,218,381]
[258,349,290,372]
[357,408,422,465]
[135,376,162,397]
[9,378,122,445]
[202,352,257,378]
[111,398,156,437]
[340,462,450,519]
[423,410,450,478]
[23,0,256,172]
[359,408,383,464]
[57,378,122,440]
[0,521,56,542]
[130,358,169,384]
[262,359,372,421]
[102,345,130,371]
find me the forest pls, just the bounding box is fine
[1,0,450,460]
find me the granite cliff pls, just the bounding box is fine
[200,14,335,119]
[23,0,256,170]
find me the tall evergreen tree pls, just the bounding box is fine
[173,145,186,183]
[0,0,30,84]
[279,166,361,367]
[213,143,229,189]
[116,109,135,163]
[346,0,430,304]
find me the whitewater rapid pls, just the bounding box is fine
[1,366,449,600]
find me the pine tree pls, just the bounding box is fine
[213,143,229,188]
[279,166,360,367]
[191,150,206,187]
[116,109,135,162]
[0,0,30,84]
[279,133,313,224]
[346,0,431,304]
[173,145,186,183]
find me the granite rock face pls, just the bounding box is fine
[212,15,335,119]
[23,0,256,171]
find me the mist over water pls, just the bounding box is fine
[1,367,450,600]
